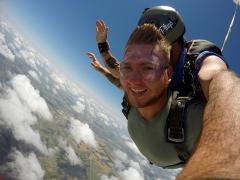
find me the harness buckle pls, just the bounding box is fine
[168,127,185,143]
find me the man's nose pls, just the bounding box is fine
[127,70,143,84]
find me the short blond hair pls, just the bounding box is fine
[125,24,171,62]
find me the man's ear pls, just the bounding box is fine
[167,66,173,83]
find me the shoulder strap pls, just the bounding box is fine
[183,39,223,100]
[167,91,191,162]
[185,39,222,58]
[121,94,130,119]
[166,39,222,164]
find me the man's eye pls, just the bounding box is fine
[142,66,154,71]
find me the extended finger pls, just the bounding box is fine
[100,20,108,32]
[99,20,107,32]
[96,20,103,32]
[86,52,94,57]
[99,20,105,28]
[86,52,96,60]
[88,54,98,63]
[96,20,103,31]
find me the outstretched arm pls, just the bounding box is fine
[86,52,121,89]
[96,20,120,79]
[177,70,240,179]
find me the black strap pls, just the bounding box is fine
[121,94,130,119]
[167,91,191,162]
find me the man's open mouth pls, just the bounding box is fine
[130,88,147,96]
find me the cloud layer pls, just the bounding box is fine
[0,74,52,154]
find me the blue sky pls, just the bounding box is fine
[1,0,239,113]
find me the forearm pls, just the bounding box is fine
[177,70,240,179]
[98,41,120,79]
[105,73,122,89]
[95,65,121,89]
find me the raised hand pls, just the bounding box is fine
[96,20,108,43]
[86,52,101,70]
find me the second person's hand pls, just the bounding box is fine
[86,52,101,70]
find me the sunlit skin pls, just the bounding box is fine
[120,44,173,121]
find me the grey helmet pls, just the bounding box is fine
[138,6,185,44]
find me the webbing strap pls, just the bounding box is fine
[167,91,191,162]
[121,94,130,118]
[168,92,184,143]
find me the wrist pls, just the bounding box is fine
[98,41,109,53]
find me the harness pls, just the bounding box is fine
[121,39,223,167]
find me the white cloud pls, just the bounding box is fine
[112,122,118,128]
[72,96,85,114]
[69,117,98,149]
[124,141,142,157]
[88,104,96,117]
[102,149,144,180]
[100,175,118,180]
[28,70,41,83]
[0,75,52,154]
[50,72,67,90]
[121,135,130,141]
[155,168,181,180]
[233,0,240,5]
[44,76,49,83]
[97,112,110,126]
[55,84,60,90]
[0,32,15,61]
[58,138,82,166]
[7,150,45,180]
[119,167,144,180]
[65,146,82,166]
[61,80,84,96]
[11,74,52,120]
[0,22,10,33]
[114,150,128,162]
[112,150,127,171]
[13,36,23,49]
[18,49,38,70]
[52,87,57,94]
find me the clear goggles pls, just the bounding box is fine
[119,61,169,82]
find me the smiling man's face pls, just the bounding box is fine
[120,43,171,108]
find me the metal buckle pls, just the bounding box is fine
[168,128,185,143]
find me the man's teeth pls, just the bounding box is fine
[131,88,146,93]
